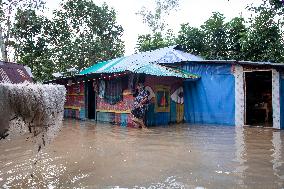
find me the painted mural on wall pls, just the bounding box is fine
[96,75,185,126]
[97,90,134,113]
[171,87,184,123]
[144,76,184,126]
[64,82,85,119]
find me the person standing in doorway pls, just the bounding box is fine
[131,83,149,129]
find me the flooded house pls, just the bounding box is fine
[172,60,284,129]
[53,46,201,126]
[49,45,284,129]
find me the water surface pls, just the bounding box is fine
[1,119,284,188]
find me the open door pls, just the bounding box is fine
[244,71,272,127]
[87,81,96,119]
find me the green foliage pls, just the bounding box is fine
[136,0,179,52]
[226,17,247,60]
[201,12,228,59]
[269,0,284,12]
[13,9,53,81]
[136,0,180,33]
[242,9,284,62]
[50,0,124,72]
[136,30,175,52]
[177,24,205,55]
[138,3,284,63]
[12,0,124,81]
[7,0,284,82]
[0,0,45,61]
[250,0,284,15]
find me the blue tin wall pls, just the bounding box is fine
[180,62,235,126]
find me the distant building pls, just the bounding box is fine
[0,61,33,83]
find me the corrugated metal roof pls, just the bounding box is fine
[132,63,198,78]
[79,45,202,78]
[174,60,284,68]
[0,61,33,84]
[80,57,126,75]
[81,58,199,78]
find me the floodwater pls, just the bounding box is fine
[1,120,284,189]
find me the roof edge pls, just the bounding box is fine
[172,60,284,67]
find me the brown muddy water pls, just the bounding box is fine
[1,119,284,189]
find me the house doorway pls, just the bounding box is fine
[244,71,272,126]
[87,81,96,119]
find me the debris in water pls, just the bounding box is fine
[38,145,41,152]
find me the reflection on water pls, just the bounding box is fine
[0,119,284,188]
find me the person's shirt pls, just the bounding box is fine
[133,88,148,108]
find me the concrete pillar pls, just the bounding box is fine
[234,65,245,127]
[272,69,280,129]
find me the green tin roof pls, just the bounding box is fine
[79,57,125,75]
[133,63,198,79]
[80,60,199,79]
[79,46,200,79]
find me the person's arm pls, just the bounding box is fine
[139,97,148,106]
[138,92,149,107]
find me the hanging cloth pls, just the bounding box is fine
[104,79,123,105]
[99,80,105,98]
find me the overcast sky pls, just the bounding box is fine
[46,0,262,55]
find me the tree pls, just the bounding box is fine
[201,12,228,59]
[135,0,179,52]
[13,9,54,81]
[12,0,125,81]
[269,0,284,13]
[0,0,45,61]
[242,9,284,62]
[176,14,247,60]
[136,30,175,52]
[50,0,124,72]
[242,0,284,62]
[136,0,180,33]
[176,24,206,56]
[226,17,247,60]
[251,0,284,15]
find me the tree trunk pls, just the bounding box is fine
[0,25,6,61]
[4,4,12,62]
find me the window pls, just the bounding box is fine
[155,85,170,112]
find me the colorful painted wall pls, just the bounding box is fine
[64,83,86,119]
[96,75,185,126]
[96,88,134,127]
[144,76,184,126]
